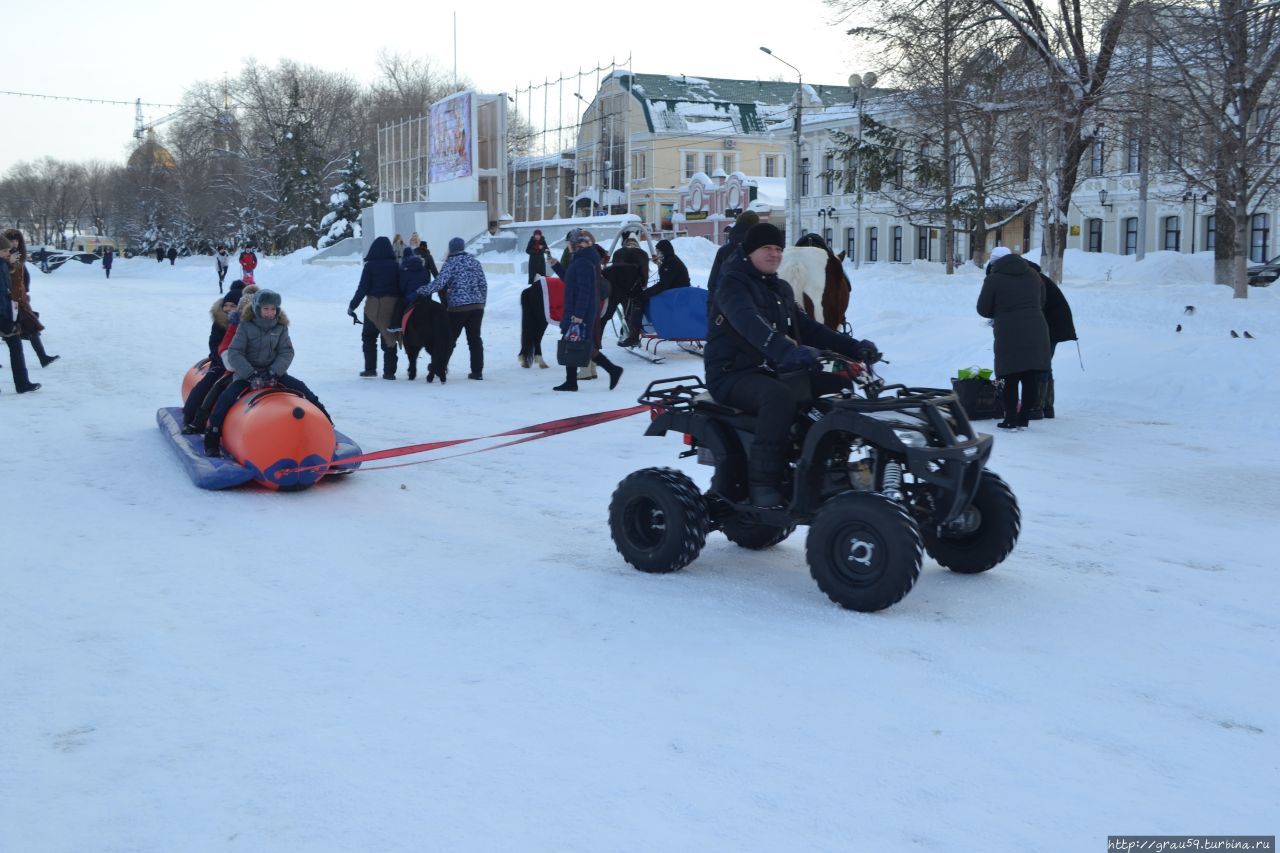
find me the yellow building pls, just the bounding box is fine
[570,72,859,239]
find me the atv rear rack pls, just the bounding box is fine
[637,376,707,412]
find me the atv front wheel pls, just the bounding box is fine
[720,515,796,550]
[806,492,922,612]
[610,467,709,573]
[922,470,1020,574]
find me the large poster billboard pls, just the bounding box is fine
[429,92,473,184]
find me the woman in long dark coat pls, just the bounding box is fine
[976,247,1051,430]
[519,230,551,368]
[550,229,623,391]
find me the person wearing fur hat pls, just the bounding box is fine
[706,223,879,508]
[3,228,59,369]
[977,246,1051,430]
[204,289,329,456]
[0,232,39,393]
[707,210,760,299]
[618,239,690,348]
[416,237,488,380]
[550,228,624,392]
[348,235,403,379]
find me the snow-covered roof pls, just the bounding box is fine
[617,73,889,136]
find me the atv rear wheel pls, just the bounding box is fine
[721,515,796,550]
[610,467,709,573]
[806,492,922,612]
[922,470,1020,574]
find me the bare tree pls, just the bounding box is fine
[1143,0,1280,297]
[981,0,1137,282]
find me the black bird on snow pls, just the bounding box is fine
[1176,324,1182,332]
[1230,330,1240,338]
[1184,305,1196,315]
[1244,331,1255,339]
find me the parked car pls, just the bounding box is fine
[27,246,99,273]
[1247,254,1279,287]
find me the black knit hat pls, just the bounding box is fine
[742,223,786,256]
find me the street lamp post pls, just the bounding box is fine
[761,46,804,242]
[849,72,876,270]
[817,206,838,244]
[1183,190,1208,253]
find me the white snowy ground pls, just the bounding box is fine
[1,242,1275,852]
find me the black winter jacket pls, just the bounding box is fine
[705,254,862,397]
[644,241,690,300]
[349,236,403,311]
[976,254,1051,376]
[1026,261,1078,345]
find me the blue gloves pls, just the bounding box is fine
[778,345,820,371]
[249,370,274,389]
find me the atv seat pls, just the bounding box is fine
[693,393,759,432]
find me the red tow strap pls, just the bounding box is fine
[281,404,652,476]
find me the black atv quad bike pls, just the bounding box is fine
[608,358,1020,612]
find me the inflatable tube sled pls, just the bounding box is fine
[161,366,362,491]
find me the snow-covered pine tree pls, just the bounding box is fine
[319,148,377,247]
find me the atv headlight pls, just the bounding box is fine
[892,428,928,448]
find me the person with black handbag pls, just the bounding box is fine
[551,229,623,392]
[3,228,58,369]
[0,232,39,394]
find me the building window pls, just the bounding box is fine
[1164,215,1181,251]
[1013,132,1031,181]
[1206,214,1216,251]
[801,157,810,196]
[917,226,932,261]
[1126,128,1141,173]
[704,154,715,175]
[1087,218,1103,252]
[823,153,835,195]
[823,227,833,246]
[632,153,646,180]
[764,156,777,178]
[845,228,856,259]
[867,226,878,262]
[1089,140,1104,177]
[892,148,904,187]
[892,226,903,262]
[722,154,736,173]
[684,154,696,180]
[1124,217,1138,255]
[1251,213,1270,262]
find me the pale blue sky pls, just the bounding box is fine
[5,0,872,167]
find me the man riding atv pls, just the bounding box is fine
[707,222,880,509]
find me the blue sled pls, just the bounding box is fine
[156,407,363,490]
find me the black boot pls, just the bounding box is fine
[594,354,623,390]
[747,442,788,508]
[553,366,578,391]
[204,427,222,458]
[30,334,58,367]
[1043,375,1055,418]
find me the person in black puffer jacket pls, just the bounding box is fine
[618,239,690,347]
[1025,260,1077,419]
[977,247,1051,429]
[706,223,878,508]
[348,235,402,379]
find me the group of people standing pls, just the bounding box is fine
[347,232,488,381]
[1,228,59,395]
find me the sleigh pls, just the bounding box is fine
[625,286,708,363]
